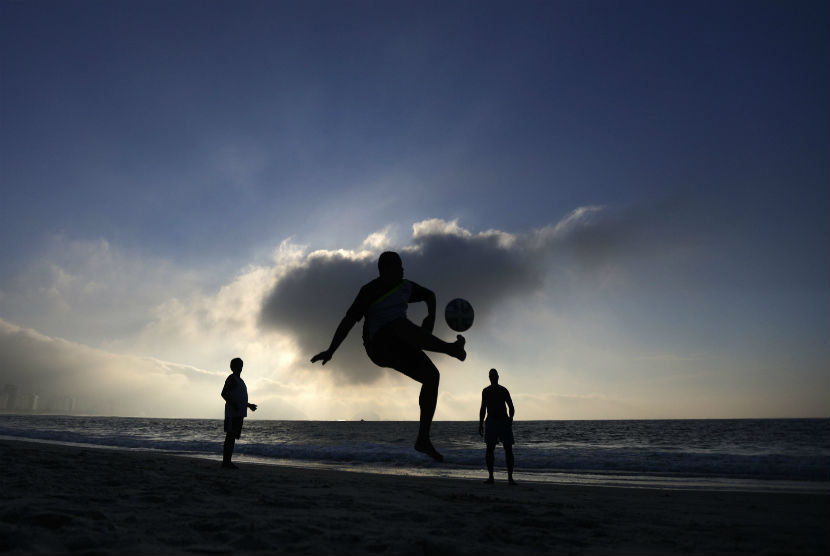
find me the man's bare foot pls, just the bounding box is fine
[483,477,494,484]
[452,335,466,361]
[508,478,517,485]
[414,440,444,462]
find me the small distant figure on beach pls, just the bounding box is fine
[221,357,257,469]
[311,251,467,462]
[479,368,516,485]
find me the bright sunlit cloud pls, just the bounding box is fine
[0,206,826,419]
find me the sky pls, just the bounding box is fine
[1,0,827,420]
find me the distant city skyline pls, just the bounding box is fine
[1,384,79,413]
[1,1,827,420]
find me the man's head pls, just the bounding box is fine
[489,368,499,385]
[377,251,404,282]
[230,357,243,374]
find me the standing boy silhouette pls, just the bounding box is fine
[221,357,257,469]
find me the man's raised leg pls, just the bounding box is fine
[387,319,466,361]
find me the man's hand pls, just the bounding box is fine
[311,350,333,365]
[248,403,258,412]
[478,422,484,437]
[421,313,435,334]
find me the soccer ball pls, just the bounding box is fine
[445,298,474,332]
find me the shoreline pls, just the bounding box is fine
[4,433,827,496]
[1,438,828,555]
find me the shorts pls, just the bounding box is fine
[485,418,514,446]
[224,416,244,439]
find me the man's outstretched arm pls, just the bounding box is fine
[312,287,366,365]
[410,282,436,333]
[311,314,357,365]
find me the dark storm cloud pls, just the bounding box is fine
[260,252,382,383]
[259,208,686,385]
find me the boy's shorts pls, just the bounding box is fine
[485,418,514,446]
[224,416,244,439]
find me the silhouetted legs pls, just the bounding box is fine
[390,347,442,459]
[414,360,439,449]
[222,433,238,469]
[222,416,243,469]
[505,444,516,484]
[485,442,496,483]
[485,442,516,485]
[366,319,466,462]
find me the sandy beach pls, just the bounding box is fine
[0,439,827,555]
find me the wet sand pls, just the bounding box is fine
[0,438,827,555]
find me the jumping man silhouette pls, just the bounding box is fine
[311,251,466,461]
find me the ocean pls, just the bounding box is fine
[1,415,827,494]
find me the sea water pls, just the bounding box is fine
[1,415,827,493]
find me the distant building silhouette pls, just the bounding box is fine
[1,384,18,410]
[19,393,39,411]
[47,395,76,413]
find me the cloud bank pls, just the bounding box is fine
[7,203,814,420]
[3,207,652,417]
[258,206,678,385]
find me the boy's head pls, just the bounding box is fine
[378,251,403,282]
[489,368,499,385]
[230,358,243,374]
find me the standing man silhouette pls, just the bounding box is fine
[311,251,467,462]
[479,368,516,484]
